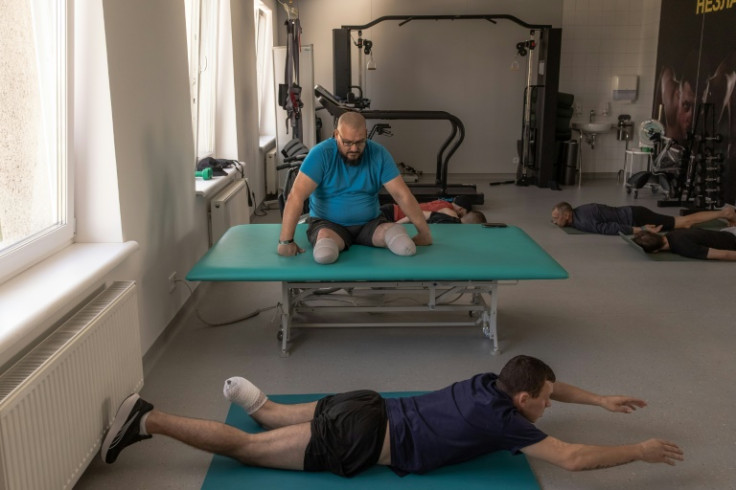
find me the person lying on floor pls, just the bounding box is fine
[551,201,736,235]
[101,355,683,477]
[632,226,736,260]
[277,112,431,265]
[409,209,487,224]
[380,195,475,223]
[383,204,487,224]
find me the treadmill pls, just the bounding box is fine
[315,85,484,205]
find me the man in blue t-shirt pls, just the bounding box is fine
[102,356,684,477]
[277,112,432,264]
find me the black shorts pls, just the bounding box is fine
[303,390,387,477]
[379,203,397,221]
[306,216,389,250]
[631,206,676,230]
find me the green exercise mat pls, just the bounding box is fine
[558,225,591,234]
[202,393,540,490]
[560,218,726,236]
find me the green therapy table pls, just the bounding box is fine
[187,223,567,356]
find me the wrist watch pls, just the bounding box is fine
[279,239,294,245]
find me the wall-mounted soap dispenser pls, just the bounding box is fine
[612,75,638,102]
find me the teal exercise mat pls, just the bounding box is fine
[187,223,568,282]
[618,232,698,261]
[202,393,540,490]
[558,225,590,234]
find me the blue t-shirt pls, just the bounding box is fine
[385,373,547,475]
[299,138,400,226]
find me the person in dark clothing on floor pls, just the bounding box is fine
[633,226,736,260]
[551,202,736,235]
[100,355,683,477]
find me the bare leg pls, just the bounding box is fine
[224,377,317,429]
[372,223,416,255]
[146,410,312,470]
[371,222,394,246]
[251,400,318,430]
[675,206,736,228]
[316,227,345,250]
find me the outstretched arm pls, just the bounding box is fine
[383,176,432,245]
[396,210,432,224]
[522,436,684,471]
[552,382,647,414]
[277,172,316,256]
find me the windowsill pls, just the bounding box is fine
[195,166,242,199]
[0,241,139,369]
[259,135,276,153]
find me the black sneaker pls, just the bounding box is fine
[101,393,153,463]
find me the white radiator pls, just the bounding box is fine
[0,281,143,490]
[209,178,251,246]
[265,148,278,197]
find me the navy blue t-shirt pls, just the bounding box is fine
[572,203,634,235]
[385,373,547,475]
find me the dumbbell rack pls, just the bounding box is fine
[678,103,725,210]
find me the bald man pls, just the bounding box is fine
[278,112,432,264]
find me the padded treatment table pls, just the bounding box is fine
[188,224,567,356]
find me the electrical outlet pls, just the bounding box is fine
[512,156,520,164]
[168,272,177,293]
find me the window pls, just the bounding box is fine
[254,1,275,136]
[185,0,220,159]
[0,0,73,284]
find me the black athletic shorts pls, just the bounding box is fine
[306,216,389,250]
[631,206,676,230]
[303,390,387,477]
[379,203,397,221]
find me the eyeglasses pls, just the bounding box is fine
[337,132,366,148]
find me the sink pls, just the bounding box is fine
[572,122,613,133]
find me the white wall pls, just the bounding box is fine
[559,0,662,174]
[101,0,202,352]
[82,0,260,354]
[278,0,563,175]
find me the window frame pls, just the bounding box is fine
[0,0,75,285]
[186,0,219,160]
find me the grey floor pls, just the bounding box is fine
[77,175,735,489]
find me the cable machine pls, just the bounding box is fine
[330,15,559,198]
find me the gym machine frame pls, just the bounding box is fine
[315,85,468,203]
[331,15,554,200]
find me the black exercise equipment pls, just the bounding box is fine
[315,85,480,204]
[671,102,725,211]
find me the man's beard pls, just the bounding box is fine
[340,150,364,167]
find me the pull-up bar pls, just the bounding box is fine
[341,14,551,31]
